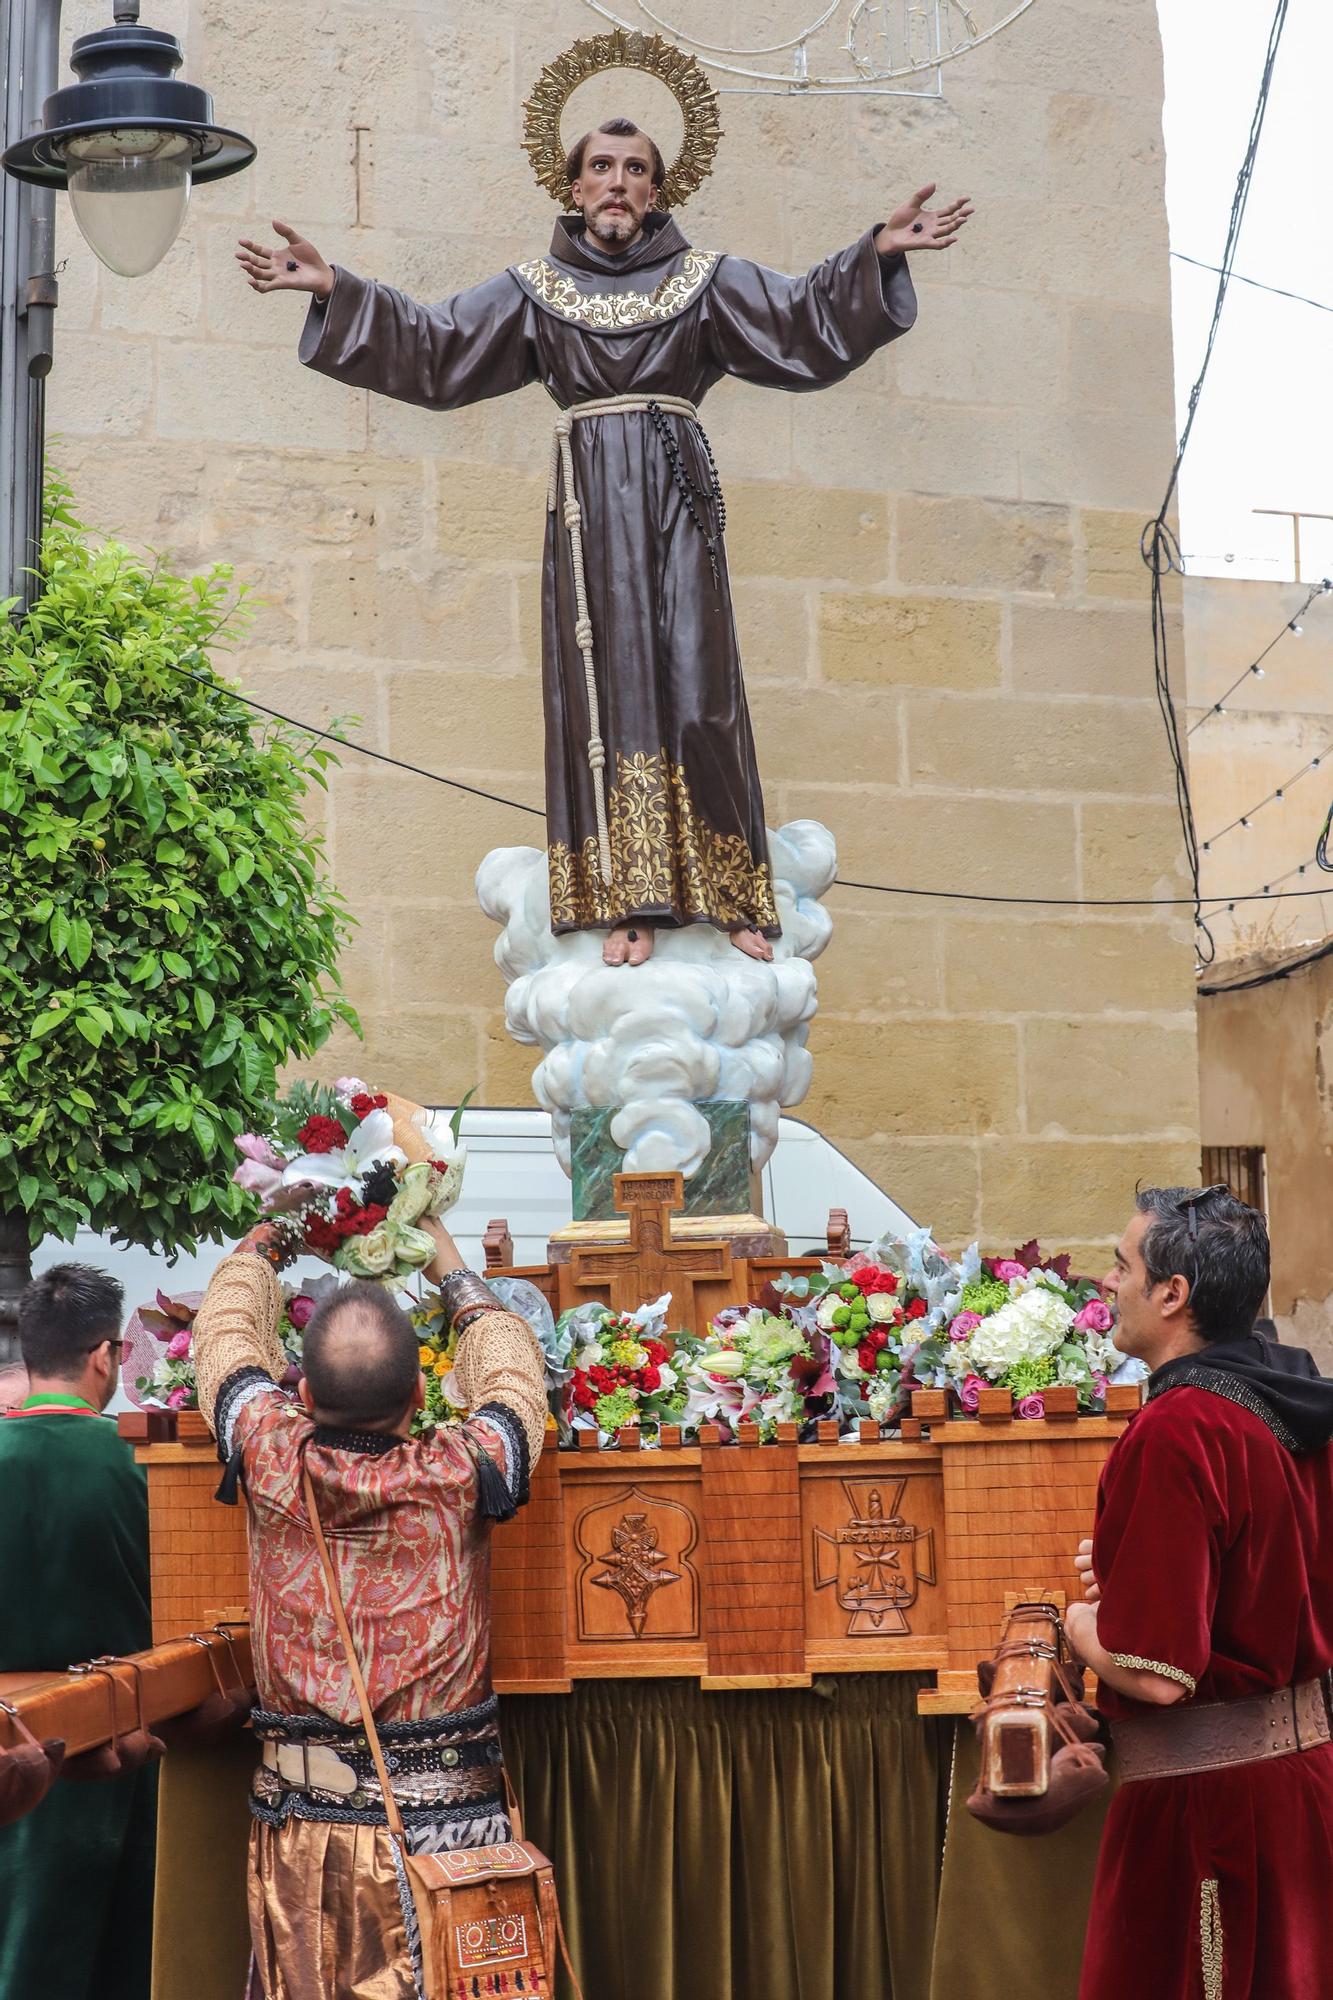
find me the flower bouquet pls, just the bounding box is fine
[680,1301,836,1440]
[233,1078,470,1285]
[128,1284,321,1411]
[783,1227,966,1427]
[937,1244,1119,1418]
[561,1297,693,1442]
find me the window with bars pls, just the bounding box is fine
[1201,1145,1267,1214]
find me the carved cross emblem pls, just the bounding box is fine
[591,1511,683,1638]
[813,1478,937,1636]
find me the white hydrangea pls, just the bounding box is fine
[966,1288,1075,1376]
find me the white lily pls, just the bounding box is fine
[280,1108,407,1194]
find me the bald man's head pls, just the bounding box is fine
[299,1283,421,1431]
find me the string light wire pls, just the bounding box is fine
[1186,578,1331,733]
[158,655,1333,915]
[1200,739,1331,849]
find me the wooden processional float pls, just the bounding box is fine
[125,1174,1138,1716]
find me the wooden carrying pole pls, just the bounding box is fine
[0,1626,253,1759]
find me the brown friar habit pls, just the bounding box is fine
[300,212,917,937]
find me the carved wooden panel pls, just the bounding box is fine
[560,1456,706,1673]
[800,1453,948,1672]
[573,1484,699,1642]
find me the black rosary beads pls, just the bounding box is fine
[646,400,727,588]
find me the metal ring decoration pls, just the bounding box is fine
[522,27,722,211]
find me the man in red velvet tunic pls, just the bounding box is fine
[1067,1186,1333,2000]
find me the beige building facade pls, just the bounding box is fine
[50,0,1201,1265]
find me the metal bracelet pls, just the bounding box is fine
[436,1268,502,1332]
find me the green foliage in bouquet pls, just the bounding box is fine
[0,481,357,1250]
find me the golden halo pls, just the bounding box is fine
[522,28,722,212]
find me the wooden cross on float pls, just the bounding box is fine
[566,1172,734,1323]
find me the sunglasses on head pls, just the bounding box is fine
[1175,1185,1230,1241]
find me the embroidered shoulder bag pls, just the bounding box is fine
[302,1464,583,2000]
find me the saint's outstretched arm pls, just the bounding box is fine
[704,229,918,392]
[704,184,972,392]
[299,266,539,412]
[237,218,538,412]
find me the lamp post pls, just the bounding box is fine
[0,0,253,1357]
[0,0,254,614]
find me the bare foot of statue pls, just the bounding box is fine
[729,926,774,962]
[603,922,656,967]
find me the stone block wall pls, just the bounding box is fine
[47,0,1201,1264]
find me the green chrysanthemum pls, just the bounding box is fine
[594,1388,639,1433]
[1004,1356,1057,1398]
[961,1277,1011,1318]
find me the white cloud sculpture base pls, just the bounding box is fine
[476,820,837,1182]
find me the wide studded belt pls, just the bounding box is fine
[1113,1675,1333,1783]
[251,1702,504,1816]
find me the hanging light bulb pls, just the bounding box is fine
[1289,620,1304,637]
[2,8,254,278]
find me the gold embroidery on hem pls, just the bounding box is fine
[1108,1653,1198,1696]
[1200,1877,1223,2000]
[514,252,718,331]
[547,747,777,931]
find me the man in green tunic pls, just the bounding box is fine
[0,1264,155,1999]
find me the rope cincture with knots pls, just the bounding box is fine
[548,393,704,888]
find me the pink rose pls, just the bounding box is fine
[958,1374,985,1413]
[166,1385,192,1411]
[166,1329,192,1360]
[1016,1392,1046,1420]
[1092,1373,1108,1401]
[1074,1298,1113,1333]
[949,1311,981,1343]
[236,1133,284,1168]
[286,1294,316,1332]
[992,1260,1027,1284]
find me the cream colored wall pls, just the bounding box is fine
[48,0,1200,1265]
[1184,575,1333,961]
[1197,956,1333,1360]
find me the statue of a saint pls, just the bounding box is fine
[237,37,971,968]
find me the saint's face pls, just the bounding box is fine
[572,132,660,250]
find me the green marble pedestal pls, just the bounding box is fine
[570,1099,754,1224]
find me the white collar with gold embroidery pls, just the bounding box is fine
[510,250,720,332]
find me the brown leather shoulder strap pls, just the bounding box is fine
[300,1460,407,1848]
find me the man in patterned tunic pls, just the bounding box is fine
[237,119,971,966]
[193,1214,548,2000]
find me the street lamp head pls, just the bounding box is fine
[2,21,255,277]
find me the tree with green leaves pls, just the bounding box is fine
[0,482,356,1341]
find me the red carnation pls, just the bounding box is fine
[296,1115,347,1155]
[639,1364,662,1392]
[643,1339,669,1366]
[573,1377,597,1412]
[905,1298,928,1320]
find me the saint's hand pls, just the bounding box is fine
[235,220,334,299]
[875,185,974,257]
[1073,1536,1101,1604]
